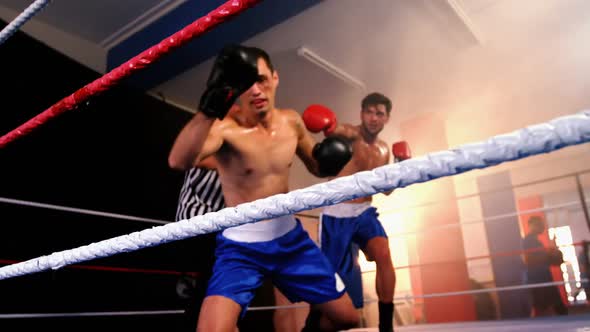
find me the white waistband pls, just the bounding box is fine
[222,214,297,243]
[322,202,372,218]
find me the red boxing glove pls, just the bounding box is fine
[302,104,337,136]
[392,141,411,162]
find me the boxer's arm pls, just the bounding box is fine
[196,155,218,170]
[293,109,352,177]
[329,123,360,140]
[169,45,254,171]
[168,112,225,170]
[303,104,360,140]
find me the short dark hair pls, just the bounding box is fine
[361,92,392,114]
[245,46,275,73]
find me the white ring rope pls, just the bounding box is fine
[0,0,52,45]
[389,200,587,238]
[0,197,170,225]
[378,169,590,216]
[0,110,589,280]
[396,279,588,301]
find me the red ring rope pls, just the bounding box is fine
[0,0,262,148]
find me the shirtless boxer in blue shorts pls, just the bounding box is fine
[168,44,359,332]
[303,94,411,332]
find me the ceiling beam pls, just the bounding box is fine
[106,0,321,91]
[445,0,484,45]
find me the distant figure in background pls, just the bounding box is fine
[302,93,410,332]
[522,216,568,317]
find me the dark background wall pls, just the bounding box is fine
[0,25,273,331]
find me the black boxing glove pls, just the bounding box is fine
[199,45,259,119]
[313,136,353,177]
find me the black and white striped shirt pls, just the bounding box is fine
[175,167,225,221]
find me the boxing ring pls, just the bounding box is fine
[1,0,590,331]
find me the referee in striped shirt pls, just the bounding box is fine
[175,165,224,221]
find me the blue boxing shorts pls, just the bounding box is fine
[206,216,346,317]
[320,202,387,308]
